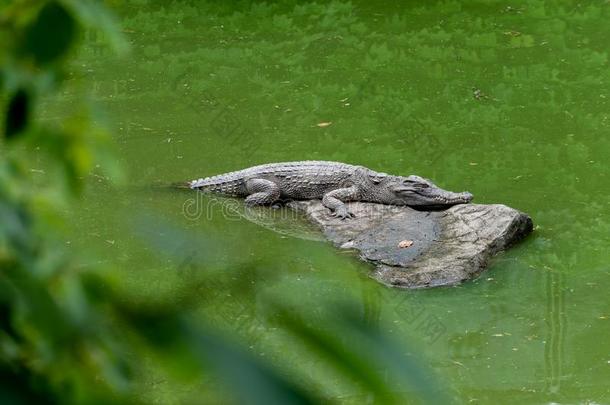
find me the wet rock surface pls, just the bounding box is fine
[287,201,533,289]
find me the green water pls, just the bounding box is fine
[53,1,609,403]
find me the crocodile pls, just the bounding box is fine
[189,161,473,219]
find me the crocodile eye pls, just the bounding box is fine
[369,175,383,184]
[417,183,429,189]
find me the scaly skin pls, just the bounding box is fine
[189,161,473,219]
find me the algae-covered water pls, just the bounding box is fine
[54,1,609,403]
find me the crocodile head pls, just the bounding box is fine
[385,175,473,207]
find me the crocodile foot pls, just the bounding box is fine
[332,207,355,220]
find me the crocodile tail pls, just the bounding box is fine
[188,178,209,189]
[171,181,192,189]
[147,181,191,190]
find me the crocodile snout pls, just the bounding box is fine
[462,192,473,203]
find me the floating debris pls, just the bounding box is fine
[472,88,489,100]
[398,240,414,248]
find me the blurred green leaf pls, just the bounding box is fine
[65,0,128,55]
[21,2,76,65]
[274,304,452,404]
[274,306,397,402]
[0,197,34,256]
[123,306,316,405]
[192,330,316,405]
[0,366,54,405]
[341,308,453,404]
[5,89,30,139]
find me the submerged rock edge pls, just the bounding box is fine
[288,201,534,289]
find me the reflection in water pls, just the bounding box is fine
[180,191,326,241]
[545,270,566,396]
[361,280,381,330]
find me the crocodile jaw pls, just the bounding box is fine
[407,190,473,206]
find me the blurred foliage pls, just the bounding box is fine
[0,1,447,404]
[4,0,608,402]
[70,0,609,402]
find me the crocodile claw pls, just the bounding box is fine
[332,208,355,220]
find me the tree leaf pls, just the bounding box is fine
[274,303,453,404]
[192,330,316,405]
[21,2,76,65]
[5,89,30,139]
[122,306,317,405]
[65,0,128,55]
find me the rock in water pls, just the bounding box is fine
[287,201,533,289]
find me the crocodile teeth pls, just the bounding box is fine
[431,195,464,203]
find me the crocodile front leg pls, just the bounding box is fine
[322,185,359,219]
[245,179,281,206]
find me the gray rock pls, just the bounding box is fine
[287,201,533,289]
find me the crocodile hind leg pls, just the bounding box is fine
[244,179,281,206]
[322,185,359,219]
